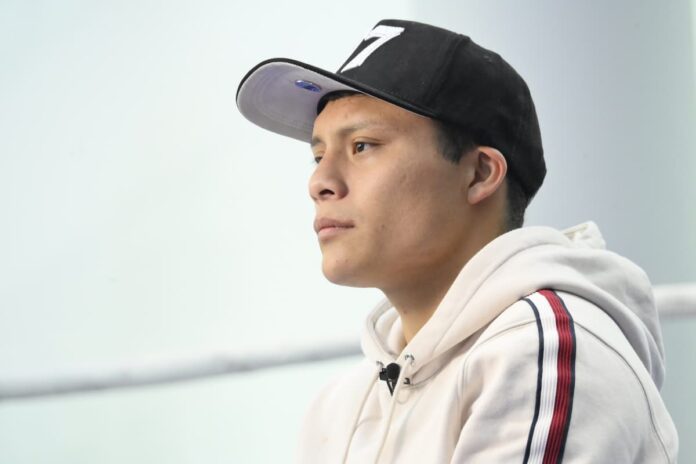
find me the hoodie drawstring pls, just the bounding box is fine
[339,365,379,464]
[373,354,415,463]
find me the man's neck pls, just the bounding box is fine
[383,224,503,345]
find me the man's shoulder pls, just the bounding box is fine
[474,289,644,355]
[461,289,678,462]
[464,289,663,409]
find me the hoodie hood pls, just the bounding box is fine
[360,221,666,388]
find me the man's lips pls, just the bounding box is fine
[313,217,355,237]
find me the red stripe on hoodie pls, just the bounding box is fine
[539,289,576,464]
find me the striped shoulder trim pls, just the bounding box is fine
[522,289,577,464]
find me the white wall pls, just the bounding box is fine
[0,1,693,463]
[0,2,414,462]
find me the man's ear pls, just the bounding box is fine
[466,146,507,205]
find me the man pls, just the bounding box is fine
[236,19,678,463]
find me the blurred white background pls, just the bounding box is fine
[0,1,694,462]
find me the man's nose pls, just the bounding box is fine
[308,154,348,202]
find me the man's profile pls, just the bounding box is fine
[237,19,678,463]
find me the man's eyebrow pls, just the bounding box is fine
[310,120,389,148]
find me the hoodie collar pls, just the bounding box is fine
[360,221,665,387]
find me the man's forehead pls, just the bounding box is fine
[311,95,428,144]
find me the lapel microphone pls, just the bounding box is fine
[378,362,401,396]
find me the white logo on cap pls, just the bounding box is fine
[339,25,405,73]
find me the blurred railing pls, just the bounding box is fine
[1,283,693,401]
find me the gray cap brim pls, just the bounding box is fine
[236,59,363,143]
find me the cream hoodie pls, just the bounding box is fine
[296,221,679,463]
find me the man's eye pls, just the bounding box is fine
[354,142,372,153]
[313,156,323,164]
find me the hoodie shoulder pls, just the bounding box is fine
[459,289,678,463]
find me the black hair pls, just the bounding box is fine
[316,90,529,232]
[316,90,362,114]
[434,119,529,232]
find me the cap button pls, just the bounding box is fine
[294,79,322,92]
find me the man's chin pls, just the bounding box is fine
[321,261,373,288]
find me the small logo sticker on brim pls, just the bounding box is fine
[295,80,322,92]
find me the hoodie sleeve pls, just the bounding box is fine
[450,292,677,463]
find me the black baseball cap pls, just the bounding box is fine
[236,19,546,200]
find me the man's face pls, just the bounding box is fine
[309,94,474,291]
